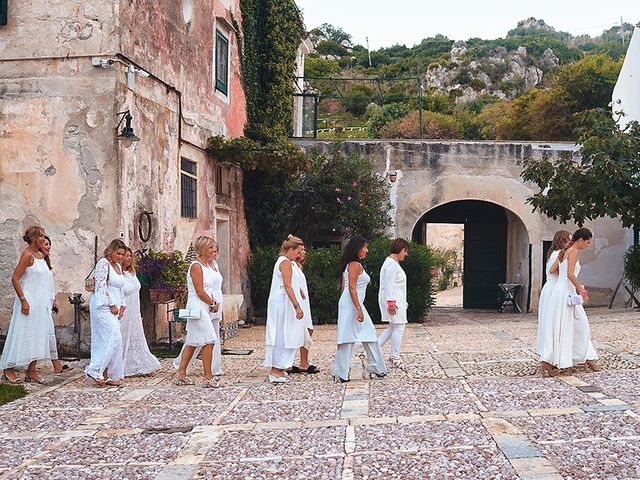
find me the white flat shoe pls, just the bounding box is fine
[268,374,287,384]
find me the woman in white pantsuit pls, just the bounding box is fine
[332,237,387,383]
[174,236,220,388]
[378,238,410,369]
[536,230,571,377]
[85,239,128,387]
[264,235,306,384]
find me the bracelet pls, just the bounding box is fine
[356,306,362,310]
[19,296,26,302]
[293,303,300,309]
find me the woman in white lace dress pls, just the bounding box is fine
[120,247,161,376]
[173,236,219,388]
[85,239,127,387]
[1,226,55,384]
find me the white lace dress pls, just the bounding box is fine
[0,256,55,369]
[85,258,126,381]
[120,271,161,376]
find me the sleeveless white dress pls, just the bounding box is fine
[173,260,223,374]
[85,258,126,381]
[43,263,59,360]
[536,250,560,361]
[181,260,217,347]
[546,257,598,368]
[120,271,161,376]
[0,256,56,369]
[293,262,313,330]
[336,267,377,344]
[263,256,305,369]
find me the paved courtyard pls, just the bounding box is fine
[1,308,640,479]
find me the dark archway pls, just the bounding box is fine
[413,200,520,309]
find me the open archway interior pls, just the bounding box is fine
[412,200,531,310]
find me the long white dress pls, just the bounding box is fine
[546,258,598,368]
[378,257,408,325]
[120,271,161,376]
[0,255,55,369]
[43,264,59,361]
[536,250,560,361]
[173,260,223,374]
[85,258,126,381]
[263,256,305,369]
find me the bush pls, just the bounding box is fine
[625,243,640,291]
[248,240,434,323]
[379,110,464,139]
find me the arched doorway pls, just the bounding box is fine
[413,200,531,310]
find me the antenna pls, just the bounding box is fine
[366,36,372,67]
[621,17,625,47]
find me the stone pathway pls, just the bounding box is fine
[1,308,640,479]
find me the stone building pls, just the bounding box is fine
[299,140,633,311]
[0,0,249,352]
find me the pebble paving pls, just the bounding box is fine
[0,307,638,479]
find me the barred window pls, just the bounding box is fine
[180,158,197,218]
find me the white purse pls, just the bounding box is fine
[567,294,584,306]
[178,309,202,320]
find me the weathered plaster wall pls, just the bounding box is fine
[298,140,632,309]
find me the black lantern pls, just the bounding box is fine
[115,110,140,147]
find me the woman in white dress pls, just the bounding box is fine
[1,226,55,384]
[332,237,387,383]
[264,235,306,384]
[546,228,600,371]
[85,239,128,387]
[173,241,224,377]
[536,230,571,376]
[378,238,410,369]
[120,247,161,376]
[289,247,320,375]
[173,236,219,388]
[41,235,73,374]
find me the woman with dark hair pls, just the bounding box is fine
[1,226,55,384]
[536,230,571,377]
[378,238,410,369]
[85,238,128,387]
[547,227,600,372]
[120,247,161,376]
[332,237,387,382]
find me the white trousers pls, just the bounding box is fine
[331,341,386,380]
[378,323,406,360]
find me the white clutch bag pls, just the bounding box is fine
[178,309,202,320]
[567,294,584,306]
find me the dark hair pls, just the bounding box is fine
[390,238,410,255]
[339,236,367,273]
[572,227,593,242]
[548,230,571,260]
[43,235,52,270]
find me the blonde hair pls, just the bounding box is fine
[23,226,45,245]
[123,246,136,273]
[103,239,127,259]
[279,234,304,255]
[194,236,216,256]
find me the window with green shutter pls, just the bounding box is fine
[215,29,229,96]
[0,0,8,26]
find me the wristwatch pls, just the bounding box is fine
[293,303,300,309]
[19,296,26,301]
[356,306,363,310]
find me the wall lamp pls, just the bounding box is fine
[115,110,140,148]
[387,171,398,183]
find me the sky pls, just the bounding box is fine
[295,0,640,50]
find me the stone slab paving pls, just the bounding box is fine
[0,308,639,479]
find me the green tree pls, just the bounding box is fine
[304,56,341,78]
[341,84,374,116]
[310,23,352,44]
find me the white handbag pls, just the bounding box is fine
[567,294,584,306]
[178,308,202,320]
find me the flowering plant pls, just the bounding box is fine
[137,250,189,305]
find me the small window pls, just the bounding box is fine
[215,29,229,95]
[180,158,197,218]
[215,164,230,196]
[0,0,7,26]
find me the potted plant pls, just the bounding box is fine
[137,250,189,303]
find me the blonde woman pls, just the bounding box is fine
[85,239,127,387]
[1,226,55,384]
[264,235,306,383]
[120,247,161,376]
[174,236,219,388]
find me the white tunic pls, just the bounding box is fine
[0,256,56,369]
[536,250,560,360]
[378,257,408,324]
[293,261,313,330]
[336,265,377,344]
[264,257,305,351]
[120,271,161,376]
[85,258,126,380]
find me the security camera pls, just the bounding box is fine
[91,57,115,68]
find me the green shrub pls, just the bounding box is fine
[625,243,640,291]
[248,240,434,324]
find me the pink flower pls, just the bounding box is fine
[335,187,341,192]
[352,181,358,187]
[336,198,343,204]
[347,196,352,201]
